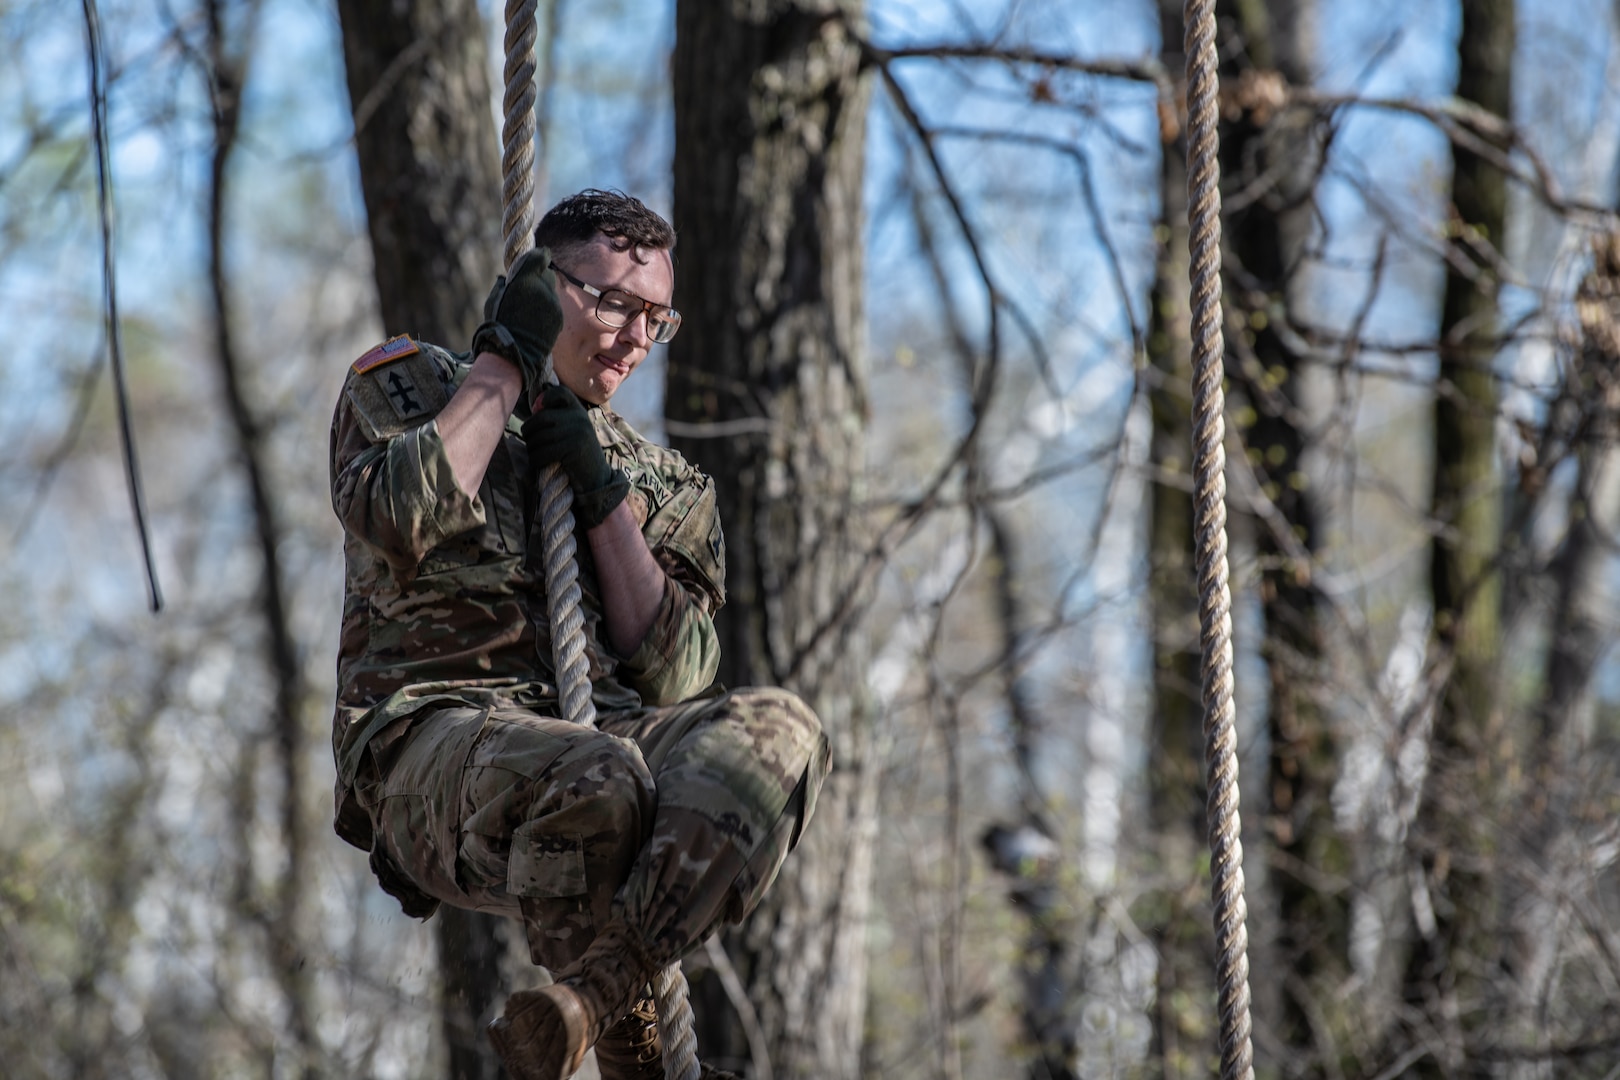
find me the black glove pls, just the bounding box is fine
[472,247,563,401]
[521,383,631,530]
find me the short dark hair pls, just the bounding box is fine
[534,189,675,265]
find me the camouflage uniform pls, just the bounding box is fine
[329,337,829,972]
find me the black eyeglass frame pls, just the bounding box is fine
[549,262,682,344]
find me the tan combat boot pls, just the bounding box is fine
[592,995,662,1080]
[592,995,749,1079]
[487,921,657,1080]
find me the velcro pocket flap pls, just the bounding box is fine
[507,823,586,899]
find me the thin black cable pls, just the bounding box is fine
[83,0,163,612]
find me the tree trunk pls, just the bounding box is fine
[1404,0,1514,1072]
[201,2,318,1074]
[1144,8,1215,1079]
[906,148,1072,1079]
[336,0,501,343]
[1506,229,1620,1076]
[981,511,1076,1080]
[1534,238,1620,811]
[669,3,873,1076]
[1213,0,1348,1072]
[333,3,511,1077]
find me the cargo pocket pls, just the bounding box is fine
[365,714,483,910]
[457,715,574,899]
[510,823,594,969]
[509,823,587,898]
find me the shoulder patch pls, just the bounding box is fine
[344,341,450,442]
[352,335,420,375]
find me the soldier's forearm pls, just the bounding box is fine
[440,352,523,496]
[588,500,666,656]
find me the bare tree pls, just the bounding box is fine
[332,2,509,1076]
[1401,1,1516,1073]
[1503,226,1620,1076]
[670,2,873,1075]
[192,4,323,1075]
[1142,4,1217,1077]
[13,2,1620,1078]
[1205,1,1356,1072]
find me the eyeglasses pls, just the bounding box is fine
[550,262,682,344]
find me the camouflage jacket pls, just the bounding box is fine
[329,337,725,848]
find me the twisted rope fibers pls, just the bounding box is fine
[501,0,538,272]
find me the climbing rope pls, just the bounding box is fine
[500,3,700,1078]
[499,0,537,272]
[1182,3,1256,1079]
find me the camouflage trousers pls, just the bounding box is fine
[354,686,829,972]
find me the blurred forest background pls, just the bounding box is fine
[4,0,1620,1077]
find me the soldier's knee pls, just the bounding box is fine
[552,729,656,827]
[460,720,652,897]
[480,723,652,850]
[729,686,831,781]
[743,685,818,731]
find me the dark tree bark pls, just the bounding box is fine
[1149,2,1344,1073]
[336,0,500,344]
[1506,228,1620,1061]
[1537,233,1620,780]
[670,2,873,1076]
[1404,0,1515,1073]
[333,3,509,1077]
[1143,9,1216,1080]
[1211,0,1348,1072]
[1140,4,1218,1075]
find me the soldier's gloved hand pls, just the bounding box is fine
[522,383,631,530]
[472,247,563,403]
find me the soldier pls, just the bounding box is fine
[329,189,829,1080]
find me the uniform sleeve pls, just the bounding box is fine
[329,383,485,578]
[614,564,721,705]
[594,415,728,704]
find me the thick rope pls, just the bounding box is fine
[652,963,700,1080]
[501,0,539,272]
[501,5,699,1078]
[1183,3,1256,1080]
[536,465,596,727]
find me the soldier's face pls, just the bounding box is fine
[549,236,675,406]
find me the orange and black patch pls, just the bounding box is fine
[352,335,420,375]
